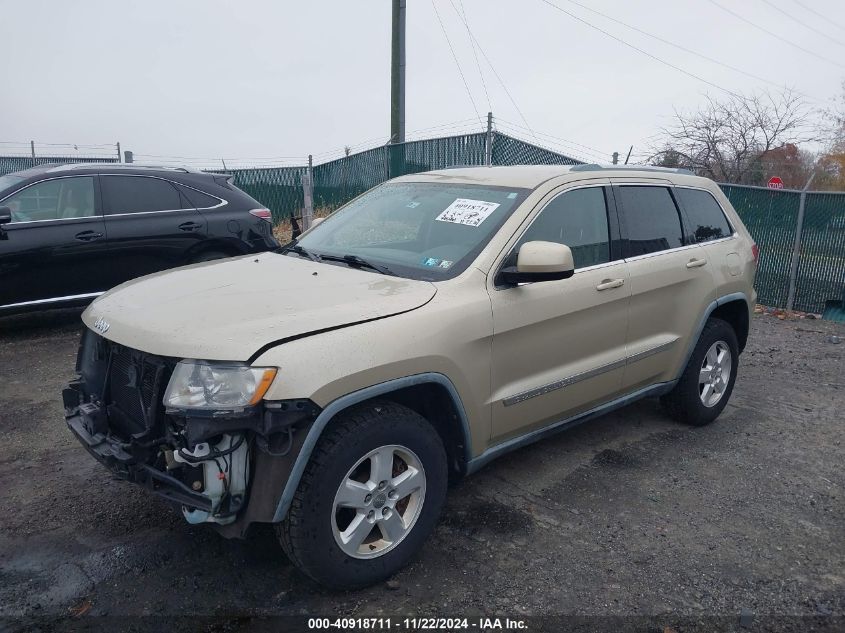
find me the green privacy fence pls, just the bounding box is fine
[719,185,845,314]
[1,134,842,314]
[219,132,582,221]
[719,185,801,310]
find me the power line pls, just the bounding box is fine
[446,1,535,136]
[430,0,482,123]
[493,126,599,164]
[537,0,744,99]
[706,0,845,69]
[758,0,845,47]
[553,0,820,102]
[789,0,845,33]
[493,118,611,161]
[455,0,492,112]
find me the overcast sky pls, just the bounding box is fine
[1,0,842,168]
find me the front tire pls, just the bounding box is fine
[661,317,739,426]
[277,401,447,589]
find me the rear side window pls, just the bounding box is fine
[513,187,610,268]
[617,186,684,256]
[675,188,733,243]
[175,184,221,209]
[102,176,181,214]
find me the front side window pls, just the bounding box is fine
[675,188,733,243]
[295,182,529,280]
[617,186,684,256]
[1,176,95,222]
[102,176,181,214]
[508,186,611,269]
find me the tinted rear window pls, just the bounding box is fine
[102,176,181,214]
[675,188,733,243]
[176,184,221,209]
[618,186,684,256]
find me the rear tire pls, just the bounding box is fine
[276,401,447,589]
[661,317,739,426]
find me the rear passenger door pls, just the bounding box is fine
[674,186,744,298]
[100,175,207,287]
[612,182,715,392]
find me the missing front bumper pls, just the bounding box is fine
[65,407,213,514]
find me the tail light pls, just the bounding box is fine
[751,243,759,266]
[249,209,272,223]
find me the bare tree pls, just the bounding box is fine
[650,89,818,184]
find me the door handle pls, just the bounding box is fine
[178,221,202,232]
[596,278,624,291]
[686,258,707,268]
[75,230,103,242]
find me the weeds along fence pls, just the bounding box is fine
[0,132,842,314]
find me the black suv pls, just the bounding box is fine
[0,164,279,314]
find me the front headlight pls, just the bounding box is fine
[163,360,278,411]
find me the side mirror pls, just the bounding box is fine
[0,206,11,233]
[498,241,575,285]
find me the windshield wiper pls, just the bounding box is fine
[320,254,395,276]
[279,241,321,262]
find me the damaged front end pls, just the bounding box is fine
[63,329,319,532]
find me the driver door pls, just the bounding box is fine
[488,182,631,442]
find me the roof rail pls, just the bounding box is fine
[47,163,200,174]
[569,164,694,175]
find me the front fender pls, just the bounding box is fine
[270,372,471,523]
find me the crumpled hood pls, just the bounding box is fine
[82,253,436,361]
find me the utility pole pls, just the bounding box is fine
[30,140,36,167]
[116,142,121,163]
[485,112,493,166]
[624,145,633,165]
[390,0,406,144]
[302,154,314,231]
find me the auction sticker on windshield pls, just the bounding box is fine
[435,198,501,227]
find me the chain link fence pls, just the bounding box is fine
[1,132,843,314]
[720,185,845,314]
[0,155,118,175]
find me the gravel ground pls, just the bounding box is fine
[0,309,843,632]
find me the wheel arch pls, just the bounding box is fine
[676,292,750,381]
[710,297,750,352]
[272,372,472,523]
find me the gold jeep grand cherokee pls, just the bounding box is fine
[64,165,757,588]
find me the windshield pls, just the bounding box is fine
[0,174,24,198]
[294,182,529,280]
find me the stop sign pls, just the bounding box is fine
[768,176,784,189]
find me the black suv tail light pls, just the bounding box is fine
[249,209,272,223]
